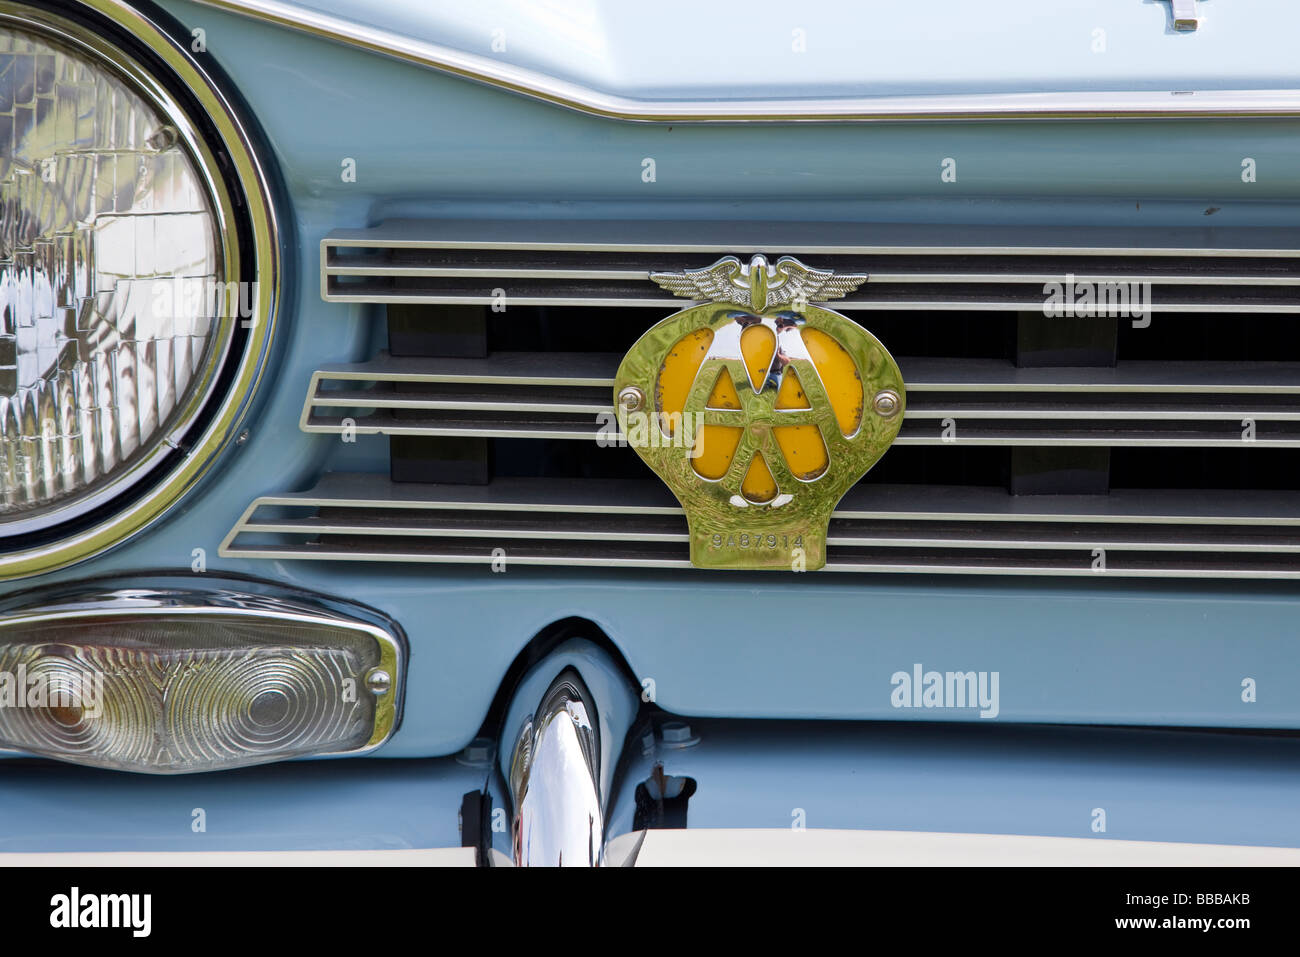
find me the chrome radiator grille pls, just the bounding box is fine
[223,220,1300,578]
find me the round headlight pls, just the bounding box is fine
[0,1,278,578]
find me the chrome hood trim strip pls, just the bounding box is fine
[191,0,1300,123]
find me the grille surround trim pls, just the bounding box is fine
[223,221,1300,579]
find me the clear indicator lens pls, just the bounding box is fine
[0,615,391,773]
[0,25,226,520]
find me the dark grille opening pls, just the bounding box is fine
[486,444,1300,494]
[492,437,649,480]
[489,306,1017,360]
[490,305,645,353]
[487,309,1300,367]
[1111,447,1300,491]
[1119,312,1300,361]
[488,439,1013,488]
[839,446,1009,488]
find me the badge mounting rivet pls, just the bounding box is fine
[617,386,645,413]
[873,389,901,418]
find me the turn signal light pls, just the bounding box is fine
[0,584,404,773]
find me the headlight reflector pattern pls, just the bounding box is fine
[0,0,279,580]
[0,23,226,520]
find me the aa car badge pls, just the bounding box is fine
[614,255,905,571]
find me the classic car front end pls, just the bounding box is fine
[2,0,1300,869]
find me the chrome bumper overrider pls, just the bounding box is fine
[508,671,604,866]
[498,640,638,866]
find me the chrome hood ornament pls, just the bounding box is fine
[617,255,904,572]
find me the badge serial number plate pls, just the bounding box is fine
[708,532,803,551]
[692,524,820,571]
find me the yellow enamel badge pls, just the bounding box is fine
[614,255,904,571]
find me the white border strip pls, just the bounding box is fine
[616,829,1300,866]
[0,848,476,867]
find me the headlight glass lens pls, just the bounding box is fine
[0,24,225,521]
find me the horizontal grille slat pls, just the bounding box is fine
[226,472,1300,523]
[240,509,1300,552]
[308,353,1300,391]
[220,473,1300,577]
[302,354,1300,447]
[302,410,1300,446]
[320,221,1300,312]
[325,277,1298,312]
[324,247,1300,283]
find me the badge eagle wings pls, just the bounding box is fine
[649,255,868,313]
[616,254,903,572]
